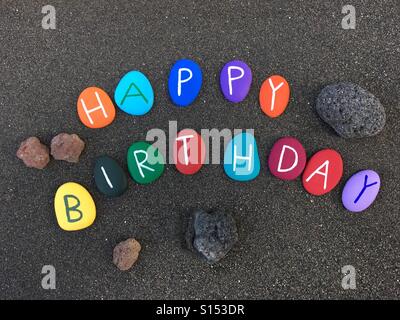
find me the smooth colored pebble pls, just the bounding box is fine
[114,70,154,115]
[127,141,165,184]
[224,132,260,182]
[54,182,96,231]
[220,60,252,103]
[77,87,116,128]
[173,129,206,175]
[268,136,306,180]
[302,149,343,196]
[259,75,290,118]
[342,170,381,212]
[168,59,202,107]
[94,155,128,197]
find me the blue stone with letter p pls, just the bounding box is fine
[168,59,202,107]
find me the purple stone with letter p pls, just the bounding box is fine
[220,60,252,103]
[342,170,381,212]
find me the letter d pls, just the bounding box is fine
[277,145,299,173]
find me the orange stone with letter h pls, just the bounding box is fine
[77,87,116,128]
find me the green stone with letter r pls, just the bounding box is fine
[127,141,165,184]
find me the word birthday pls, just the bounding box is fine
[50,58,383,232]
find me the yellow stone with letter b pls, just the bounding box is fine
[54,182,96,231]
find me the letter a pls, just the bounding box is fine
[342,5,356,30]
[120,82,148,106]
[42,5,56,30]
[41,265,56,290]
[341,265,356,290]
[305,160,329,190]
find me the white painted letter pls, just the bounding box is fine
[133,150,155,178]
[178,68,193,96]
[228,66,245,96]
[268,78,284,111]
[176,134,194,165]
[233,144,253,172]
[305,160,330,190]
[277,145,298,173]
[80,91,108,125]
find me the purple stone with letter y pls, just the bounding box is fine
[342,170,381,212]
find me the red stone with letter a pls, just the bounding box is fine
[302,149,343,196]
[268,136,306,180]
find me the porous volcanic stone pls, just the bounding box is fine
[186,209,238,264]
[316,82,386,138]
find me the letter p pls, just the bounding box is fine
[178,68,193,96]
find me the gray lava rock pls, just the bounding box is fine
[16,137,50,169]
[186,209,238,264]
[316,83,386,138]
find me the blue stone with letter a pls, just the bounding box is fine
[223,132,260,182]
[168,59,202,107]
[114,70,154,116]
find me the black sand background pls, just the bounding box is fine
[0,0,399,299]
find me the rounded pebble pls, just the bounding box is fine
[302,149,343,196]
[94,155,128,197]
[127,141,165,184]
[342,170,381,212]
[268,136,306,180]
[220,60,252,103]
[173,129,206,175]
[77,87,116,129]
[114,70,154,116]
[259,75,290,118]
[168,59,202,107]
[54,182,96,231]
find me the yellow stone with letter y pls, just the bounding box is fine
[54,182,96,231]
